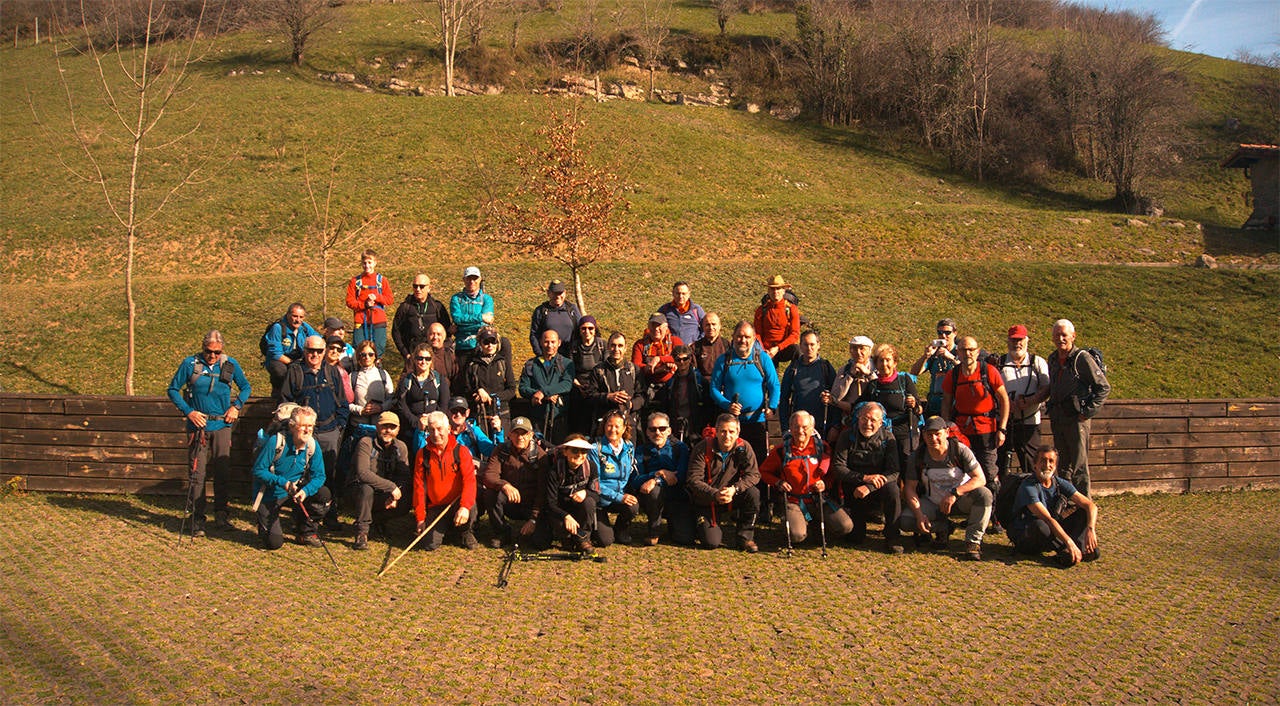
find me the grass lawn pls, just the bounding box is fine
[0,487,1276,703]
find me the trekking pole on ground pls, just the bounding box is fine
[542,403,553,443]
[816,488,828,559]
[294,494,340,571]
[378,498,457,578]
[497,541,519,588]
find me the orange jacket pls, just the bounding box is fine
[346,272,394,326]
[412,435,477,522]
[759,436,830,497]
[754,298,800,351]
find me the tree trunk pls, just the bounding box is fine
[125,228,136,395]
[571,267,587,315]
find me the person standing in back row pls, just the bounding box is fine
[1047,319,1110,496]
[346,249,393,356]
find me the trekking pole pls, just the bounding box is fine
[542,403,553,444]
[816,488,828,559]
[176,430,206,545]
[497,541,519,588]
[780,487,793,558]
[294,494,340,571]
[378,497,457,578]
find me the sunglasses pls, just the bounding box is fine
[305,348,325,354]
[674,356,690,362]
[648,425,670,432]
[327,344,344,351]
[480,339,498,345]
[413,283,428,289]
[938,330,954,335]
[415,356,432,362]
[203,348,223,356]
[358,352,376,358]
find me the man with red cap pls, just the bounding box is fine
[997,324,1050,480]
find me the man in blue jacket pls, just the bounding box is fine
[519,329,576,445]
[635,411,692,545]
[261,302,320,399]
[168,330,251,535]
[710,321,780,471]
[252,406,331,550]
[281,335,350,529]
[529,279,581,354]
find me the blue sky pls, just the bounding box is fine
[1075,0,1279,60]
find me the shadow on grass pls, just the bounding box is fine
[0,361,78,394]
[1202,223,1280,257]
[43,493,264,548]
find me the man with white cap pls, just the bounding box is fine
[997,324,1050,478]
[349,411,410,550]
[450,265,495,355]
[831,335,876,432]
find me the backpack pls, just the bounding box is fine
[1076,347,1107,376]
[254,431,318,484]
[187,354,234,400]
[911,438,967,497]
[259,319,280,359]
[947,364,1000,419]
[994,472,1031,529]
[353,273,386,308]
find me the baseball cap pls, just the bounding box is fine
[1007,325,1029,340]
[548,279,566,294]
[448,396,469,411]
[648,313,666,326]
[511,417,533,433]
[376,411,400,427]
[463,266,482,279]
[850,335,874,348]
[323,316,345,331]
[924,416,949,433]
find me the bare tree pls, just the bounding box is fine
[263,0,333,66]
[430,0,491,95]
[52,0,216,394]
[482,110,630,314]
[632,0,672,100]
[713,0,739,35]
[300,149,382,315]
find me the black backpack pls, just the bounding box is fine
[259,319,280,359]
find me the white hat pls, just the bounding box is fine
[559,438,593,451]
[850,335,874,348]
[463,265,482,279]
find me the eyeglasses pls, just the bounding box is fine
[413,284,428,289]
[674,356,690,362]
[938,329,954,336]
[480,339,498,345]
[327,344,344,351]
[358,352,376,359]
[305,348,325,354]
[450,409,468,415]
[415,356,432,362]
[579,326,595,331]
[648,426,670,432]
[202,348,223,356]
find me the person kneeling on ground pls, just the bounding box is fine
[252,406,332,550]
[540,435,601,552]
[481,416,548,549]
[412,411,478,550]
[830,402,903,553]
[1010,448,1099,567]
[899,416,993,561]
[687,414,761,552]
[759,410,853,549]
[349,411,410,551]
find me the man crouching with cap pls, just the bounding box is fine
[899,416,993,560]
[481,416,549,548]
[539,435,600,552]
[349,411,411,550]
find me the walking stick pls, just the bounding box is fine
[294,494,340,571]
[176,430,206,545]
[780,487,793,558]
[816,488,828,559]
[378,498,457,578]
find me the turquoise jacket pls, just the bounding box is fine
[167,354,251,433]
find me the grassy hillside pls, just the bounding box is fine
[0,3,1276,398]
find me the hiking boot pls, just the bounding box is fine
[932,520,952,549]
[486,536,505,549]
[323,514,344,532]
[575,536,594,553]
[987,519,1004,536]
[644,534,660,547]
[963,541,982,561]
[190,516,206,538]
[1083,547,1100,562]
[617,529,633,546]
[886,540,905,555]
[213,511,235,531]
[740,539,759,554]
[299,533,322,548]
[914,533,928,550]
[191,526,206,538]
[461,532,480,550]
[353,533,369,551]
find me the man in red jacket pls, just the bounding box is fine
[413,410,478,550]
[754,274,801,363]
[346,249,394,357]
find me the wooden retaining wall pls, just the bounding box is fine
[0,394,1277,497]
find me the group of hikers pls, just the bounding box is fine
[169,251,1109,567]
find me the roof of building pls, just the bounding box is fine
[1222,144,1280,168]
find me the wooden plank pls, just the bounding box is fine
[63,397,178,417]
[0,413,186,434]
[0,443,188,464]
[1229,460,1280,477]
[1190,476,1280,492]
[1147,432,1276,448]
[1188,416,1280,432]
[1105,446,1280,465]
[1226,401,1280,417]
[1091,434,1148,449]
[7,475,187,495]
[65,462,177,479]
[1092,463,1226,481]
[1091,417,1187,434]
[1,459,69,476]
[0,397,64,414]
[1095,401,1225,418]
[1091,478,1188,496]
[1,428,187,448]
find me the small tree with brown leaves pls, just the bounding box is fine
[483,110,629,315]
